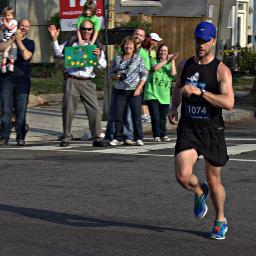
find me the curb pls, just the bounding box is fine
[28,91,104,107]
[223,109,255,123]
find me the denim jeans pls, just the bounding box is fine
[104,88,133,141]
[114,89,143,141]
[146,99,169,138]
[0,77,30,141]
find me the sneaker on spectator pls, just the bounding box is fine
[99,132,105,138]
[59,141,70,147]
[92,138,108,147]
[58,133,73,141]
[8,64,14,72]
[141,114,151,123]
[17,139,25,146]
[109,139,123,146]
[1,65,7,73]
[135,140,144,146]
[124,139,134,145]
[210,218,228,240]
[154,137,161,143]
[194,182,209,219]
[161,136,171,142]
[0,138,8,145]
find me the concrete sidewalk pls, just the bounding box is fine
[9,94,255,143]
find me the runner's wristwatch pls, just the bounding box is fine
[200,89,206,97]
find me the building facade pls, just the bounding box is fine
[0,0,59,63]
[0,0,254,63]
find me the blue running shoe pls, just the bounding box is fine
[210,218,228,240]
[194,182,209,219]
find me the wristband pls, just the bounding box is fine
[200,89,206,97]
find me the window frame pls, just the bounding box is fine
[120,0,161,7]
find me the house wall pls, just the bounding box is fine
[152,16,203,61]
[115,0,207,17]
[115,0,237,61]
[14,0,60,63]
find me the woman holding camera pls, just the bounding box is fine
[110,36,147,146]
[144,44,178,142]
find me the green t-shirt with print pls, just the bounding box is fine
[144,58,173,104]
[76,15,101,31]
[149,49,156,59]
[137,47,150,71]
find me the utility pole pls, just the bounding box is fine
[102,0,115,120]
[216,0,224,60]
[102,0,110,120]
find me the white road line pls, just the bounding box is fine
[0,146,256,163]
[226,137,256,141]
[0,142,256,162]
[227,144,256,155]
[229,158,256,162]
[89,143,176,154]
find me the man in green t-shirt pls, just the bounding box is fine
[133,28,150,71]
[133,28,151,123]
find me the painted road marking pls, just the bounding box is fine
[227,144,256,155]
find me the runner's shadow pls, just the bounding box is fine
[0,204,209,238]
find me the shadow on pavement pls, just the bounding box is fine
[0,204,209,239]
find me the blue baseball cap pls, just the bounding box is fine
[194,21,216,42]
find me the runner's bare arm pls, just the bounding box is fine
[201,62,234,110]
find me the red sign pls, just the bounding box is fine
[60,0,104,19]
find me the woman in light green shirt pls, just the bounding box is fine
[144,44,178,142]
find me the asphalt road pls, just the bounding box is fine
[0,120,255,256]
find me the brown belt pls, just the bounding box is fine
[66,73,91,81]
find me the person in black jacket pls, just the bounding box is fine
[0,19,35,146]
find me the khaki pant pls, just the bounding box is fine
[62,77,102,142]
[3,42,17,60]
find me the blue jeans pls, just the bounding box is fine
[104,88,133,141]
[114,89,143,141]
[146,99,169,138]
[0,76,30,141]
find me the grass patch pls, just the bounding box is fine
[31,76,63,95]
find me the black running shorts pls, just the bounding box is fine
[175,129,229,167]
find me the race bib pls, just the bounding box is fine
[185,103,209,119]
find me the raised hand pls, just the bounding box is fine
[48,24,60,41]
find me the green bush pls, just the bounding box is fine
[118,17,152,34]
[49,11,61,28]
[238,47,256,75]
[31,63,63,78]
[223,47,256,75]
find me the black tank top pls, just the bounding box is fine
[178,57,225,133]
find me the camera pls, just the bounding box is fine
[118,73,127,81]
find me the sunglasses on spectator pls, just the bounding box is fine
[80,27,93,31]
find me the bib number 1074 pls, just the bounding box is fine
[185,104,209,119]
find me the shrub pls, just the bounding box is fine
[238,47,256,75]
[118,17,152,34]
[49,11,61,28]
[224,47,256,76]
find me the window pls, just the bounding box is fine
[121,0,161,7]
[0,0,10,15]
